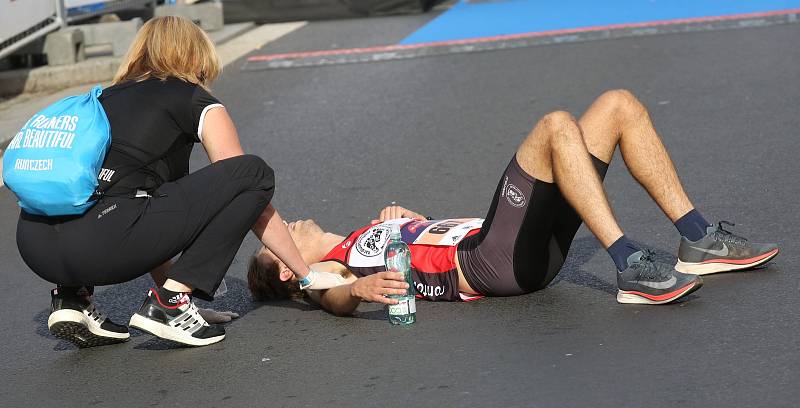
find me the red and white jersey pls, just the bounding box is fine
[322,218,485,302]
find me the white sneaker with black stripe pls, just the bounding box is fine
[47,288,130,348]
[129,288,225,347]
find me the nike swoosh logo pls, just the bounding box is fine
[691,242,729,256]
[638,275,677,290]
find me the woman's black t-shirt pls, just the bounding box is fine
[97,77,223,196]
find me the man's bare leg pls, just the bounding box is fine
[577,90,779,274]
[514,107,702,304]
[577,89,694,222]
[515,111,622,248]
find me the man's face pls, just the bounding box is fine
[286,219,325,244]
[257,219,326,281]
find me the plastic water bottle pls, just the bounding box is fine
[384,224,416,325]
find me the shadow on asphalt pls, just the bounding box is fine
[551,236,616,294]
[32,235,707,350]
[32,275,276,350]
[552,236,701,304]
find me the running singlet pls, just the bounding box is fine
[321,218,484,302]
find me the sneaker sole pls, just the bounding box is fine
[47,310,129,348]
[675,248,779,275]
[129,314,225,347]
[617,279,703,305]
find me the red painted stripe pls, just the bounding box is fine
[700,248,779,265]
[247,9,800,62]
[622,281,698,302]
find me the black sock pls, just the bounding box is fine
[674,209,712,242]
[155,287,190,306]
[607,236,641,271]
[56,285,94,297]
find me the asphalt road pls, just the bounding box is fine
[1,14,798,408]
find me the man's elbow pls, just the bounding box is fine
[330,305,357,317]
[323,302,358,317]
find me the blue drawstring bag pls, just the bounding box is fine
[2,85,110,216]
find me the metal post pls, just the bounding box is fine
[55,0,68,29]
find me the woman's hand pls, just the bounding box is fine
[371,206,426,224]
[349,272,410,304]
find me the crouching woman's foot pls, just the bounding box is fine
[47,287,130,348]
[129,288,225,347]
[675,221,779,275]
[617,250,703,304]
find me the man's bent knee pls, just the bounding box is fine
[540,110,578,132]
[539,111,583,146]
[597,89,644,116]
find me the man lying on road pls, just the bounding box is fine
[247,90,779,314]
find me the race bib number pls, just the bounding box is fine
[402,218,484,246]
[344,218,483,269]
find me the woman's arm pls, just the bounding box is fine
[251,204,310,279]
[200,107,311,279]
[200,107,244,162]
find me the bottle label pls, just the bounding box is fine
[388,299,410,316]
[408,297,416,313]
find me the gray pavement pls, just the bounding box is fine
[1,14,798,408]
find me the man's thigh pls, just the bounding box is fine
[534,155,610,288]
[461,156,561,295]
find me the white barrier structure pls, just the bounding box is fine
[1,0,155,61]
[0,0,65,60]
[63,0,156,24]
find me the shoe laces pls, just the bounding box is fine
[85,301,106,323]
[633,249,670,280]
[185,301,209,327]
[713,221,748,246]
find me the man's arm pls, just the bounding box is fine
[307,272,410,317]
[307,285,360,317]
[372,205,427,224]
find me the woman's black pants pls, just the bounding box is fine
[16,155,274,300]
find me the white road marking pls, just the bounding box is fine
[217,22,307,67]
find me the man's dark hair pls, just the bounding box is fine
[247,250,305,300]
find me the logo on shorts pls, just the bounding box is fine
[355,225,392,257]
[505,184,526,208]
[341,240,352,250]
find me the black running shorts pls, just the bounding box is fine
[457,155,609,296]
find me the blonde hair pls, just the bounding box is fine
[113,16,220,87]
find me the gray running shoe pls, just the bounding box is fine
[617,250,703,304]
[675,221,779,275]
